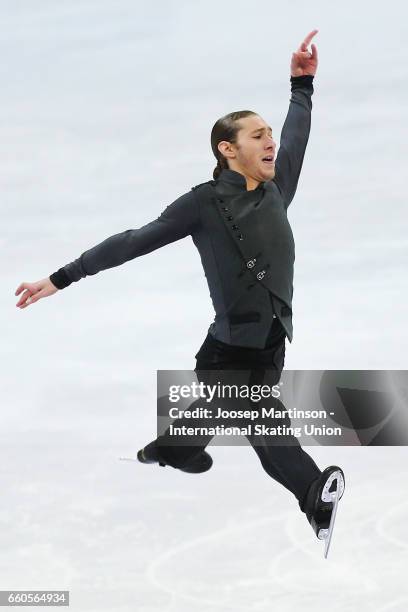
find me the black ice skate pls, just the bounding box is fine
[120,440,213,474]
[303,465,345,558]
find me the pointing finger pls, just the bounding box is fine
[300,29,318,51]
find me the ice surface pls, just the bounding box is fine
[2,1,408,610]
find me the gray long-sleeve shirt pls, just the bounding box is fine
[50,75,314,348]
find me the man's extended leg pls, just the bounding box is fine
[248,431,322,507]
[243,366,322,506]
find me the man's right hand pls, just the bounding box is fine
[15,278,59,309]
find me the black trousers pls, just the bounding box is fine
[156,318,321,507]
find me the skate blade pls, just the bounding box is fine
[119,456,138,462]
[319,470,344,559]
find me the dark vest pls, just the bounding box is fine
[191,179,294,345]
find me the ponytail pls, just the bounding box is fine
[212,157,228,180]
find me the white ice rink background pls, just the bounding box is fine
[2,1,408,610]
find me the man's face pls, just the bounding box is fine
[219,115,277,185]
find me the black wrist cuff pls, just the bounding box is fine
[49,268,72,290]
[290,74,314,91]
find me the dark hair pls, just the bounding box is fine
[211,110,258,180]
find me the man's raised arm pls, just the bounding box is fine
[273,29,319,209]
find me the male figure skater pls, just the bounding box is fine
[15,29,345,554]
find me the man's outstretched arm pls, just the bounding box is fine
[49,190,199,289]
[274,29,318,209]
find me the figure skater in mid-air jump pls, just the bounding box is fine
[15,29,345,556]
